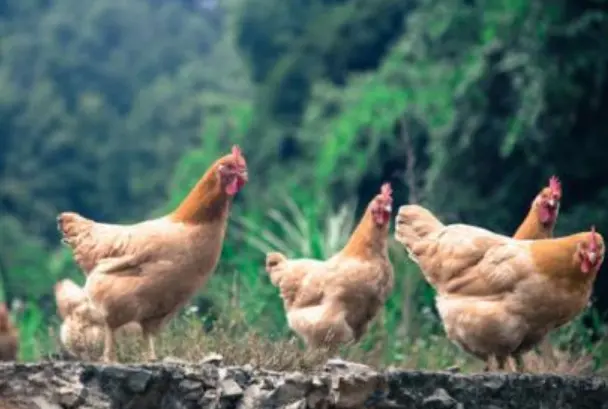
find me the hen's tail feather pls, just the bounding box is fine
[57,212,99,273]
[394,205,444,251]
[57,212,94,245]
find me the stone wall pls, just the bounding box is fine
[1,358,607,408]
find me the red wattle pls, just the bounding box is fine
[581,259,591,274]
[226,179,239,196]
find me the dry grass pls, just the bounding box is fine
[28,298,608,376]
[518,349,595,375]
[35,311,602,376]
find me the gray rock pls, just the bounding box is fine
[199,389,220,408]
[54,385,85,408]
[220,377,244,398]
[422,388,461,409]
[160,394,191,409]
[31,397,63,409]
[307,376,331,408]
[238,382,271,409]
[99,365,129,379]
[267,375,307,405]
[483,378,505,392]
[1,361,607,409]
[126,369,153,393]
[331,373,385,408]
[27,372,49,385]
[284,399,307,409]
[328,360,386,409]
[179,379,203,392]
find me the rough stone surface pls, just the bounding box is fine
[1,359,607,409]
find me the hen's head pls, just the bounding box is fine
[0,302,10,332]
[265,252,287,274]
[265,252,288,285]
[534,175,562,225]
[216,145,248,196]
[370,183,393,226]
[577,226,605,274]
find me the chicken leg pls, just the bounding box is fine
[102,326,116,363]
[507,353,525,372]
[141,319,164,361]
[495,356,507,371]
[143,331,157,361]
[482,355,507,372]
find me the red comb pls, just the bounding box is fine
[549,175,561,195]
[380,183,392,199]
[232,145,242,158]
[590,225,599,250]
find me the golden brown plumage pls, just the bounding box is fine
[513,176,562,240]
[58,145,248,362]
[0,302,18,361]
[395,204,604,371]
[54,279,141,360]
[265,183,394,350]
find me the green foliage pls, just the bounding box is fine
[15,302,55,362]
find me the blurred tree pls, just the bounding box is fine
[0,0,250,242]
[0,0,251,311]
[234,0,608,312]
[236,0,411,128]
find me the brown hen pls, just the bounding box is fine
[57,145,248,362]
[266,183,394,351]
[395,204,603,371]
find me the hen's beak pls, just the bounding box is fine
[547,199,556,208]
[384,205,392,213]
[240,171,249,183]
[588,252,597,265]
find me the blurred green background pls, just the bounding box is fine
[1,0,608,367]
